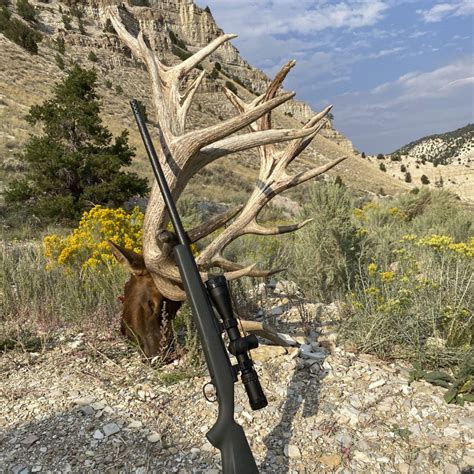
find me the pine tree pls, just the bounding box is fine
[5,65,149,223]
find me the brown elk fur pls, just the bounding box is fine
[109,242,182,359]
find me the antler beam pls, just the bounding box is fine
[108,6,348,300]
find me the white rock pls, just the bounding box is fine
[299,344,326,360]
[93,430,104,440]
[128,420,143,429]
[444,427,460,438]
[103,422,120,436]
[284,444,301,458]
[368,379,386,390]
[73,397,94,406]
[147,432,162,443]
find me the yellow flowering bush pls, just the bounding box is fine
[43,206,144,270]
[345,230,473,366]
[417,234,474,258]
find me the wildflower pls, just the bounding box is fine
[368,263,378,277]
[380,271,395,283]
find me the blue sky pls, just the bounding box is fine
[196,0,473,154]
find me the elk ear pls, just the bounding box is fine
[108,241,148,276]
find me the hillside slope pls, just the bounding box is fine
[390,124,474,166]
[0,0,408,210]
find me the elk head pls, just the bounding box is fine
[107,5,347,357]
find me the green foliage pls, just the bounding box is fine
[55,36,65,54]
[172,45,191,61]
[168,29,186,49]
[421,174,430,185]
[5,65,149,223]
[404,172,412,183]
[129,0,150,6]
[285,180,362,302]
[214,61,221,71]
[400,164,406,173]
[62,14,72,30]
[1,242,126,332]
[225,81,237,95]
[115,84,123,95]
[55,52,64,70]
[104,79,112,89]
[103,18,115,34]
[209,66,219,80]
[379,162,386,172]
[0,6,42,53]
[87,50,98,62]
[409,356,474,405]
[78,17,85,34]
[17,0,36,21]
[340,190,473,375]
[377,153,385,160]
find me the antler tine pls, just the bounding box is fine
[244,218,313,236]
[187,205,243,243]
[198,121,328,165]
[178,91,296,154]
[178,70,206,130]
[287,155,349,188]
[224,264,284,280]
[174,34,238,78]
[260,59,296,131]
[280,118,329,170]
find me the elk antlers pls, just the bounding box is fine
[107,6,347,301]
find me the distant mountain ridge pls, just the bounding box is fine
[390,124,474,166]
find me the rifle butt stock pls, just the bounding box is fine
[172,245,260,473]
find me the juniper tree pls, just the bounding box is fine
[5,65,148,223]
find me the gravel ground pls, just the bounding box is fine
[1,296,473,473]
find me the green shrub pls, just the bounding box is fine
[5,65,149,223]
[55,36,65,54]
[55,52,64,69]
[115,84,123,95]
[340,189,473,374]
[342,233,473,368]
[1,242,125,331]
[379,162,386,172]
[104,79,112,89]
[225,81,237,95]
[87,50,98,62]
[284,180,362,303]
[0,7,42,53]
[62,14,72,30]
[17,0,36,22]
[103,18,115,34]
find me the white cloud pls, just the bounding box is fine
[418,1,474,22]
[333,58,474,153]
[200,1,389,39]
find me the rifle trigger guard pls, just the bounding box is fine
[203,381,217,403]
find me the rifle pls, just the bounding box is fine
[130,99,267,473]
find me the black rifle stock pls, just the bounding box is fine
[130,99,263,473]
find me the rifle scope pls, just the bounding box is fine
[207,275,268,411]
